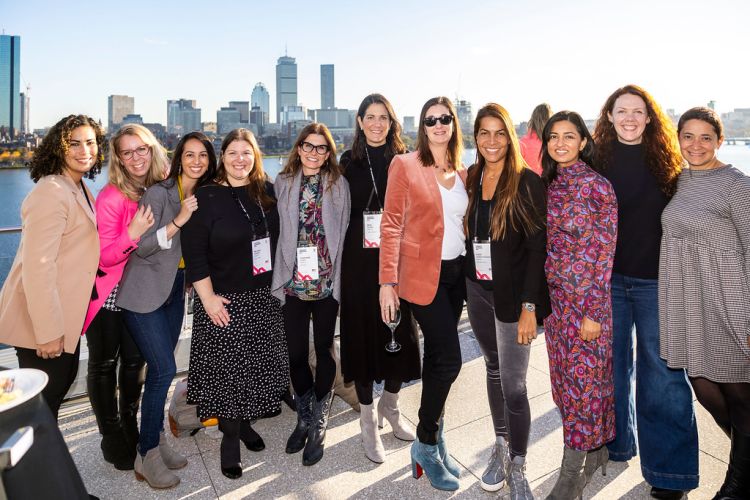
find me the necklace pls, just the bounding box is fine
[434,164,451,174]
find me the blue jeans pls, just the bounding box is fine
[608,273,698,490]
[123,270,185,454]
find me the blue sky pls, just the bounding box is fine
[3,0,748,129]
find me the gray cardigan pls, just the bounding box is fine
[271,170,351,304]
[117,179,183,313]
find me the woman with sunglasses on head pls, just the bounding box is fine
[339,94,420,464]
[272,123,350,467]
[116,131,216,488]
[541,111,617,500]
[82,124,169,471]
[0,115,105,419]
[464,103,549,498]
[660,107,750,500]
[379,96,467,491]
[182,128,288,480]
[593,85,697,500]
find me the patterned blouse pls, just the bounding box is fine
[284,173,333,300]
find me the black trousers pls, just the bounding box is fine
[15,341,81,419]
[283,295,339,400]
[409,256,466,445]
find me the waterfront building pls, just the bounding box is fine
[0,35,21,138]
[19,91,29,134]
[280,105,306,126]
[228,101,249,123]
[217,106,242,135]
[403,116,416,134]
[107,94,134,133]
[167,98,202,135]
[250,106,267,135]
[251,83,270,119]
[121,113,143,126]
[312,108,352,129]
[276,55,298,124]
[321,64,334,109]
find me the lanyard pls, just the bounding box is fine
[473,168,493,241]
[230,186,269,239]
[364,146,384,211]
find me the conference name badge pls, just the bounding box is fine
[296,245,319,281]
[252,237,272,276]
[473,240,492,281]
[363,211,383,249]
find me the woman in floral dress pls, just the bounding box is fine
[540,111,618,500]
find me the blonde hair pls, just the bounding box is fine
[108,124,169,201]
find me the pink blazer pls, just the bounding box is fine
[82,184,140,333]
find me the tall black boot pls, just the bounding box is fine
[219,418,242,480]
[118,354,144,458]
[303,391,333,466]
[87,356,132,470]
[713,427,750,500]
[286,389,314,454]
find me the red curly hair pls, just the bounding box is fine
[593,84,683,197]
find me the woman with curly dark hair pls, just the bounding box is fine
[593,85,698,500]
[0,114,105,418]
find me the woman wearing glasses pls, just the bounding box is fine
[82,124,169,471]
[379,96,467,491]
[182,129,289,480]
[339,94,419,464]
[272,123,350,466]
[117,132,216,488]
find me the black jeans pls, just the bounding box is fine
[409,256,466,445]
[85,307,145,435]
[283,295,339,400]
[15,341,81,419]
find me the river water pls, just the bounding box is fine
[2,146,750,285]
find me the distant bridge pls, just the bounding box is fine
[725,137,750,145]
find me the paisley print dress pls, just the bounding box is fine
[544,161,618,450]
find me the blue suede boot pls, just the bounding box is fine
[411,438,460,491]
[437,418,461,478]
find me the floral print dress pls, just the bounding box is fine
[544,160,618,450]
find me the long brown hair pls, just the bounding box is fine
[217,128,275,210]
[109,124,169,201]
[350,93,406,163]
[280,123,342,191]
[416,96,463,170]
[593,84,682,196]
[465,103,541,240]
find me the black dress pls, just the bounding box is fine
[339,145,421,384]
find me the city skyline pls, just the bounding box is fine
[2,0,749,130]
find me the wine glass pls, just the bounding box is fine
[384,308,401,353]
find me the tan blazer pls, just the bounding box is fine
[379,152,467,305]
[0,174,99,353]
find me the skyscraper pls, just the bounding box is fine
[0,35,21,137]
[320,64,334,110]
[167,99,201,135]
[108,95,134,132]
[251,82,270,117]
[276,55,297,124]
[19,91,29,134]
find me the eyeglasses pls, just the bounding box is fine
[423,114,453,127]
[300,142,330,155]
[119,145,150,160]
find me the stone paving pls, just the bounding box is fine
[60,326,730,499]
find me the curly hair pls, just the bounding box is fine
[29,115,106,183]
[593,85,682,197]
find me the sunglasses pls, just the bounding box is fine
[300,141,330,155]
[423,114,453,127]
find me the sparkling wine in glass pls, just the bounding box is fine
[384,308,401,353]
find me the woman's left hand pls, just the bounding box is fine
[579,316,602,341]
[517,309,537,345]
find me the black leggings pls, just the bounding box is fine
[283,295,339,400]
[690,377,750,435]
[15,342,81,419]
[354,379,402,406]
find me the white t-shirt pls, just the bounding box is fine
[438,174,468,260]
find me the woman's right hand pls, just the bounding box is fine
[175,194,199,227]
[379,285,400,323]
[203,293,231,327]
[36,336,64,359]
[127,204,154,240]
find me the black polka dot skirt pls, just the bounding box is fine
[187,286,290,420]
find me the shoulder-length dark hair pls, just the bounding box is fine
[593,84,682,196]
[465,103,541,239]
[216,128,275,210]
[416,96,463,170]
[29,114,106,183]
[541,111,595,186]
[350,93,406,164]
[280,123,342,191]
[168,131,217,189]
[677,106,724,138]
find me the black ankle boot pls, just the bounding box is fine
[240,420,265,451]
[286,389,314,454]
[303,391,333,466]
[713,427,750,500]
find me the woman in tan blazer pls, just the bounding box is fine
[379,96,468,491]
[0,114,105,418]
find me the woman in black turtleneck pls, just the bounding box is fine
[339,94,420,464]
[593,85,697,500]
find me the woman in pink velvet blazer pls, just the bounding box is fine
[83,124,169,470]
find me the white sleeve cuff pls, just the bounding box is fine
[157,226,173,249]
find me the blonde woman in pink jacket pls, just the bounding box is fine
[83,124,169,470]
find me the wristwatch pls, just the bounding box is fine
[522,302,536,312]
